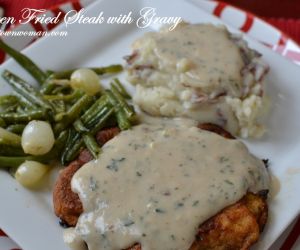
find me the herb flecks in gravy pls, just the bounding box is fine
[66,123,269,250]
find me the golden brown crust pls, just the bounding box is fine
[53,160,84,226]
[53,127,120,226]
[243,191,268,232]
[190,192,268,250]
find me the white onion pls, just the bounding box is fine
[70,68,102,95]
[22,120,55,155]
[15,161,49,188]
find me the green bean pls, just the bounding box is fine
[0,118,6,128]
[61,106,114,164]
[52,84,71,94]
[0,127,21,147]
[85,104,112,129]
[105,90,132,130]
[0,95,20,113]
[110,86,135,120]
[0,110,46,124]
[112,78,131,99]
[43,90,84,102]
[115,109,131,130]
[16,106,26,114]
[73,120,89,133]
[56,100,66,113]
[54,94,94,134]
[0,40,47,84]
[0,156,32,168]
[65,109,113,163]
[2,70,54,112]
[0,95,19,106]
[81,95,108,125]
[6,124,26,134]
[0,151,56,168]
[40,83,56,94]
[41,81,71,95]
[64,138,83,164]
[49,79,70,85]
[1,104,17,113]
[49,130,68,159]
[105,89,119,107]
[49,70,72,80]
[61,130,82,165]
[46,70,54,75]
[51,64,123,79]
[0,145,26,156]
[13,93,37,109]
[54,112,65,122]
[83,134,101,159]
[90,107,115,134]
[51,99,65,114]
[92,65,123,75]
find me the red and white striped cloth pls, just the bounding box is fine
[0,0,300,249]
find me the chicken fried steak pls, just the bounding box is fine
[53,125,268,250]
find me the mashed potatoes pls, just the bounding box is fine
[125,23,269,138]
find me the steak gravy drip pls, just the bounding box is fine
[64,123,269,250]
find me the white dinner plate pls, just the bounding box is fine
[0,0,300,249]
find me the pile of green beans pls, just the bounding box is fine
[0,40,134,170]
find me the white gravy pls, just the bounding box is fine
[152,24,244,95]
[132,23,245,96]
[66,123,270,250]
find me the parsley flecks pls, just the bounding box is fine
[106,157,126,172]
[155,208,166,214]
[123,219,135,227]
[225,179,234,185]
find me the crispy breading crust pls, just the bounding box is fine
[190,192,268,250]
[53,160,83,226]
[123,193,268,250]
[53,127,120,226]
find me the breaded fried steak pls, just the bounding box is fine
[53,124,269,250]
[53,127,120,226]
